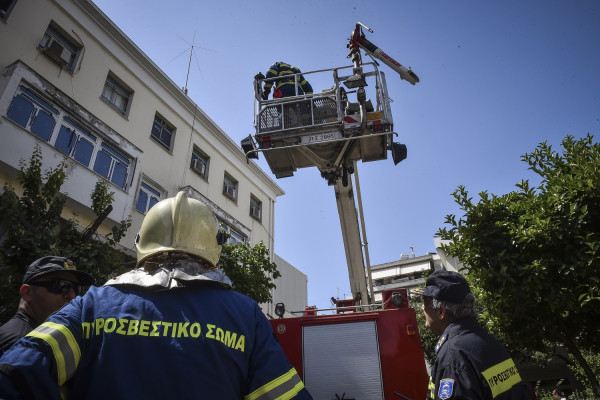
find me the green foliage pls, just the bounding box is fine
[569,350,600,398]
[537,388,600,400]
[0,146,67,270]
[90,179,114,216]
[89,180,131,246]
[437,134,600,394]
[0,147,132,323]
[219,241,281,304]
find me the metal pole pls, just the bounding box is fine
[353,161,375,306]
[184,46,193,94]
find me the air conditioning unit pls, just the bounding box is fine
[191,159,206,176]
[224,184,235,197]
[42,38,73,67]
[250,206,261,219]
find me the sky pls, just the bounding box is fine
[92,0,600,310]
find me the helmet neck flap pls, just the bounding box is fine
[106,255,232,289]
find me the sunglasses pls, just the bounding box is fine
[29,278,81,295]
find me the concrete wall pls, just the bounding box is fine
[270,254,309,318]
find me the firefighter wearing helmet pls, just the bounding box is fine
[136,191,224,269]
[0,192,312,399]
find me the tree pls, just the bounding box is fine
[51,179,132,282]
[438,134,600,395]
[219,241,281,304]
[0,146,131,323]
[0,146,67,269]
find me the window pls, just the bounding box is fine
[250,196,262,221]
[93,143,130,189]
[39,24,80,72]
[219,222,246,245]
[150,114,175,151]
[136,181,163,214]
[101,74,132,115]
[190,147,209,179]
[6,84,132,190]
[55,117,96,166]
[6,86,58,141]
[223,174,238,202]
[1,0,17,21]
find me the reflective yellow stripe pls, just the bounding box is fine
[27,329,67,384]
[481,358,522,398]
[428,375,436,399]
[26,322,81,385]
[275,380,304,400]
[244,368,304,400]
[45,322,81,362]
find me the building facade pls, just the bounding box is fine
[370,236,466,305]
[0,0,306,313]
[370,252,442,303]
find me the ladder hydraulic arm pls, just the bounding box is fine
[334,175,371,307]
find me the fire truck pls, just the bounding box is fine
[241,23,428,400]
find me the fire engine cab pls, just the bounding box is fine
[241,23,428,400]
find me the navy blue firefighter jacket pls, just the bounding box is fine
[0,284,311,399]
[264,62,313,98]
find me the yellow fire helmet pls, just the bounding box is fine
[135,191,224,268]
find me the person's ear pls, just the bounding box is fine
[438,304,447,320]
[20,284,32,302]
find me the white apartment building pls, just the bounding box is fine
[433,235,464,272]
[369,236,470,304]
[371,233,475,304]
[0,0,305,314]
[370,252,443,303]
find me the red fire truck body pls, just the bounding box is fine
[270,291,428,399]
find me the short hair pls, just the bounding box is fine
[431,292,478,321]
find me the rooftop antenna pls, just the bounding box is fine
[183,45,193,95]
[166,32,216,95]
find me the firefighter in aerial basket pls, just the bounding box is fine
[261,61,313,99]
[0,192,312,399]
[413,270,531,400]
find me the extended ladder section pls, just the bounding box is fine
[334,177,370,306]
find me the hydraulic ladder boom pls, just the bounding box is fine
[334,177,370,306]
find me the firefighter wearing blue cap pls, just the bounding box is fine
[0,192,312,399]
[413,270,530,400]
[0,257,94,356]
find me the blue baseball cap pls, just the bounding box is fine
[23,256,95,286]
[412,270,471,303]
